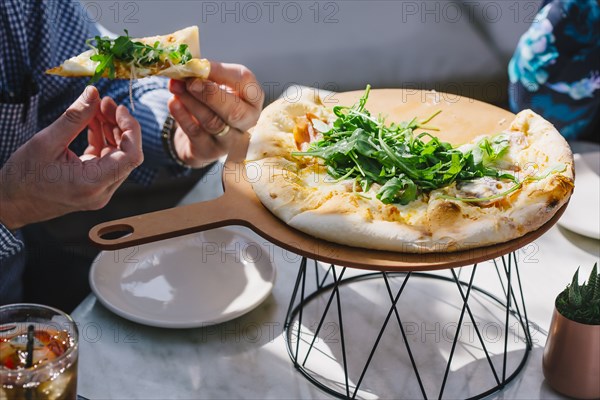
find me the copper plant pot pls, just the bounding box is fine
[543,308,600,399]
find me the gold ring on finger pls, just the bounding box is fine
[215,124,231,137]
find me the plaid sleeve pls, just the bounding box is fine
[0,223,23,260]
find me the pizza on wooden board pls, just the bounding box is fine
[245,87,574,253]
[46,26,210,83]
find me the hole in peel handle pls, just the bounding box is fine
[89,223,136,250]
[98,224,134,240]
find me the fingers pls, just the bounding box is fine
[100,97,120,146]
[115,105,142,154]
[100,96,118,125]
[168,62,264,133]
[168,97,204,137]
[42,86,101,151]
[83,105,142,189]
[84,116,106,158]
[91,96,138,153]
[185,79,260,132]
[97,105,143,176]
[172,124,234,167]
[168,97,232,166]
[207,62,264,109]
[168,95,228,136]
[85,97,135,159]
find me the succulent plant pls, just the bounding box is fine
[556,263,600,325]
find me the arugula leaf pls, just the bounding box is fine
[472,134,510,167]
[376,176,418,205]
[90,53,115,81]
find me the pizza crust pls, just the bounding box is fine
[247,88,334,161]
[289,213,431,252]
[247,93,574,253]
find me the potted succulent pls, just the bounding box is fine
[543,263,600,399]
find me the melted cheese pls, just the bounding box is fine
[297,166,430,226]
[456,178,510,199]
[58,50,98,76]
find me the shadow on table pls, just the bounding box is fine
[78,296,326,398]
[557,226,600,258]
[470,346,568,400]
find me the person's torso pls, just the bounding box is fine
[0,0,89,166]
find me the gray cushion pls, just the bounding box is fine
[79,0,540,101]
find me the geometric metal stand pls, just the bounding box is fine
[284,252,532,399]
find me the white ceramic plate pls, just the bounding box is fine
[558,153,600,240]
[90,227,276,328]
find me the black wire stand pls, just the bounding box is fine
[283,251,533,399]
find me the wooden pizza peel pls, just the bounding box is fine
[88,89,567,272]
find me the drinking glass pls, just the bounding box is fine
[0,304,78,400]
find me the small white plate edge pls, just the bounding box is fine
[89,227,277,329]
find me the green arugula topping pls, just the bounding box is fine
[291,85,521,205]
[86,30,193,84]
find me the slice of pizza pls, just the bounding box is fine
[46,26,210,83]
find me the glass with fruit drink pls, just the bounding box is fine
[0,304,78,400]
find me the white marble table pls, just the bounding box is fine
[73,155,599,399]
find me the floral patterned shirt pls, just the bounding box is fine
[509,0,600,142]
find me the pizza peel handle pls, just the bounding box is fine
[88,133,256,250]
[88,196,239,250]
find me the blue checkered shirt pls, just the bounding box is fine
[0,0,183,303]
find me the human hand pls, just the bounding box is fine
[0,86,143,230]
[167,61,264,168]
